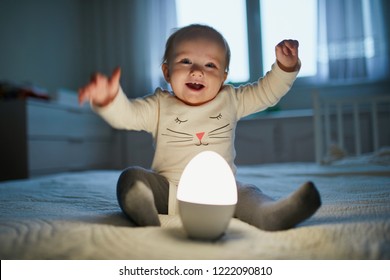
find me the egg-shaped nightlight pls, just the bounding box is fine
[177,151,237,240]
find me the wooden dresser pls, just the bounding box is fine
[0,99,121,181]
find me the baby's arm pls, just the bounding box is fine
[233,40,300,118]
[275,40,300,72]
[78,67,121,107]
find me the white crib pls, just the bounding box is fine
[312,91,390,164]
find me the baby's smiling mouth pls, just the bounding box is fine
[186,82,205,90]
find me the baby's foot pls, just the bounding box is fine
[253,181,321,231]
[122,180,161,226]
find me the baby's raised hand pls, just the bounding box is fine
[275,40,299,72]
[78,67,121,107]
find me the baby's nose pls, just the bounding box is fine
[190,65,203,77]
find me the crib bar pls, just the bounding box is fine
[371,101,379,151]
[324,103,331,153]
[353,102,362,155]
[312,91,390,165]
[336,102,344,150]
[312,91,323,164]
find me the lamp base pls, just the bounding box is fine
[178,200,236,240]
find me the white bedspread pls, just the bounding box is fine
[0,163,389,259]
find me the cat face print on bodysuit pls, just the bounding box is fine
[161,112,232,146]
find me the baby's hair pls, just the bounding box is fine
[162,24,231,72]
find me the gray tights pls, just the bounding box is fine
[116,167,321,231]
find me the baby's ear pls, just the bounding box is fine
[223,71,228,83]
[162,63,170,82]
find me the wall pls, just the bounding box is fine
[0,0,86,93]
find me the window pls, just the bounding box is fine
[176,0,317,83]
[175,0,249,83]
[260,0,317,77]
[176,0,387,84]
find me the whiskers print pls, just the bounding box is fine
[161,123,232,146]
[162,128,193,143]
[208,124,231,139]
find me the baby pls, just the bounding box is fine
[79,24,321,231]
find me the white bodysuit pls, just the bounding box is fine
[94,62,299,213]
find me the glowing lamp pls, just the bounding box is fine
[177,151,237,240]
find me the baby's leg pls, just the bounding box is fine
[117,167,169,226]
[235,181,321,231]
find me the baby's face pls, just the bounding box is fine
[162,38,228,106]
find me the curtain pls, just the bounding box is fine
[317,0,389,82]
[81,0,176,98]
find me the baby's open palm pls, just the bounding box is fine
[78,67,121,107]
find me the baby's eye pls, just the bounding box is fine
[180,58,191,64]
[205,62,216,68]
[175,117,188,124]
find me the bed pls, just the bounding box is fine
[0,158,389,260]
